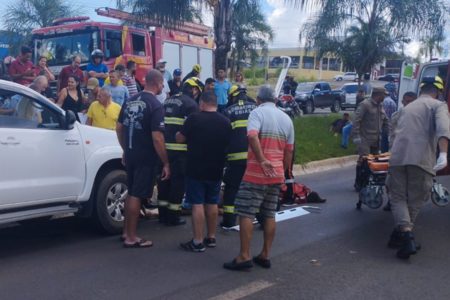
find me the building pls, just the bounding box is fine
[256,47,346,81]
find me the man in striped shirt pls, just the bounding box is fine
[224,85,295,271]
[122,61,139,97]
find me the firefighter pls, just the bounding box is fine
[352,87,389,191]
[221,85,257,228]
[157,77,202,225]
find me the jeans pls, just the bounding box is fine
[341,123,353,148]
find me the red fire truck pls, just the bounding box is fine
[31,7,214,88]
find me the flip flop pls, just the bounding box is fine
[123,239,153,248]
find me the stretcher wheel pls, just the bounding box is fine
[431,182,449,207]
[359,186,383,209]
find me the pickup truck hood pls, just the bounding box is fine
[76,123,122,161]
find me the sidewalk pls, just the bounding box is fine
[293,155,357,176]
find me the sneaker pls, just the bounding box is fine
[180,239,206,252]
[204,237,216,248]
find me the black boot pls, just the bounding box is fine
[396,231,418,259]
[158,206,168,224]
[388,229,421,250]
[166,209,186,226]
[221,213,236,229]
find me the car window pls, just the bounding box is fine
[343,85,358,93]
[132,33,146,56]
[296,84,314,92]
[0,91,62,129]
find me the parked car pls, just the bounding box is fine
[295,82,344,114]
[0,80,125,234]
[340,83,359,110]
[334,72,358,81]
[378,73,399,82]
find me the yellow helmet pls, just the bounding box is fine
[229,85,240,97]
[420,75,444,91]
[193,64,201,73]
[184,77,204,92]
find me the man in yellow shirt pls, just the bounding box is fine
[86,87,121,130]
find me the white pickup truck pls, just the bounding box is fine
[0,80,126,233]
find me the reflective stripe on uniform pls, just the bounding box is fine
[166,143,187,151]
[223,205,235,214]
[164,117,185,125]
[231,120,248,129]
[227,152,248,161]
[158,200,169,207]
[168,203,182,211]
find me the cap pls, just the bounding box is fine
[372,87,389,95]
[87,77,99,89]
[157,58,167,64]
[173,68,182,76]
[193,64,201,72]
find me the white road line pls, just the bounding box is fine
[209,280,275,300]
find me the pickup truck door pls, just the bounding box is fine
[320,83,333,106]
[0,91,85,208]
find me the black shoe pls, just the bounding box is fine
[383,202,391,212]
[179,239,206,252]
[388,229,421,250]
[396,231,417,259]
[223,259,253,271]
[166,210,186,226]
[221,214,236,229]
[158,206,168,224]
[204,237,216,248]
[253,255,271,269]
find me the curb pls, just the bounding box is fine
[293,155,358,176]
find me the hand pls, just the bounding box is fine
[260,160,276,178]
[25,69,35,76]
[433,152,448,171]
[160,164,170,181]
[353,136,362,145]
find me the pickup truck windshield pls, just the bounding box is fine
[34,32,96,66]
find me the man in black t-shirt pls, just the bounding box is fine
[176,91,232,252]
[116,69,170,248]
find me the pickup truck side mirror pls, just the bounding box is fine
[65,110,77,130]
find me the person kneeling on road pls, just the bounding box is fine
[177,91,232,252]
[387,76,450,259]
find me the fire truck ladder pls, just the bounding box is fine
[95,7,211,37]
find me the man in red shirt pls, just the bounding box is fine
[9,46,35,86]
[58,55,83,91]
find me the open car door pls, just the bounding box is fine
[436,60,450,176]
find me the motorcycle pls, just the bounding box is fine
[277,93,302,118]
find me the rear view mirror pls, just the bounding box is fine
[65,110,77,130]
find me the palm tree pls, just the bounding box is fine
[3,0,84,54]
[419,27,445,62]
[299,0,446,79]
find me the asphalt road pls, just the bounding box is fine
[2,167,450,300]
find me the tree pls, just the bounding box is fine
[2,0,83,54]
[300,0,446,79]
[229,0,273,76]
[419,27,445,62]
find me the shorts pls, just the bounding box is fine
[126,161,156,200]
[235,181,281,219]
[185,177,221,205]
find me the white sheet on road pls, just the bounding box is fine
[230,207,310,231]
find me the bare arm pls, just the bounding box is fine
[152,131,170,180]
[438,137,448,153]
[56,88,67,107]
[86,118,93,126]
[44,67,55,81]
[116,122,125,151]
[283,148,294,172]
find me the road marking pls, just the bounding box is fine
[209,280,275,300]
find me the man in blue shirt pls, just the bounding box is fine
[104,70,129,106]
[86,49,108,87]
[214,69,231,112]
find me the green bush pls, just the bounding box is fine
[248,77,265,86]
[243,68,266,79]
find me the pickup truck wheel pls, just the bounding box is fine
[331,100,341,113]
[94,169,127,234]
[303,100,314,114]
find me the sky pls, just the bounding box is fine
[0,0,448,58]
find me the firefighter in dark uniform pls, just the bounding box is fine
[221,85,257,228]
[157,77,202,225]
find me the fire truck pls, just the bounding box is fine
[31,7,214,88]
